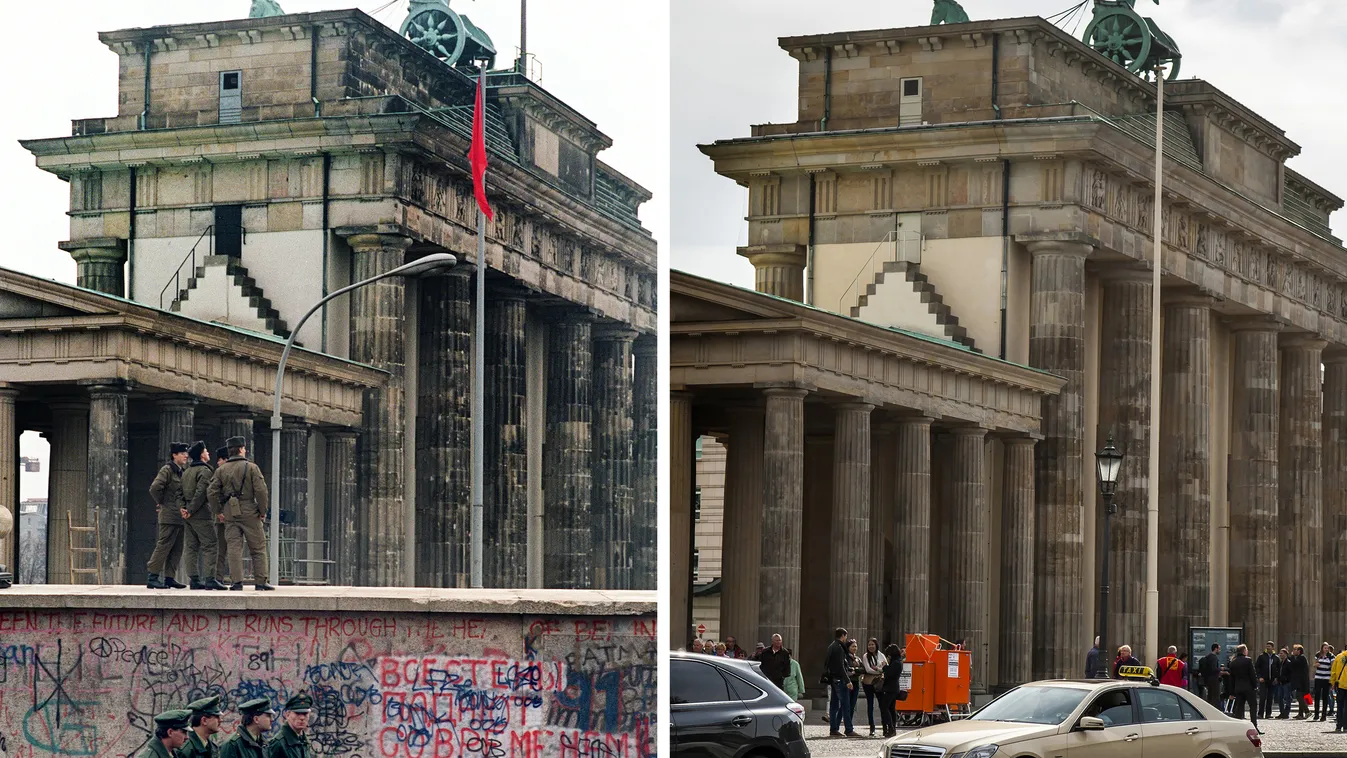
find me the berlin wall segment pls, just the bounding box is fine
[0,595,656,758]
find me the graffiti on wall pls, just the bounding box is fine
[0,610,657,758]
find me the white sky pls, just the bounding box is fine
[672,0,1347,288]
[0,0,669,284]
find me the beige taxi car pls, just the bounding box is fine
[877,668,1263,758]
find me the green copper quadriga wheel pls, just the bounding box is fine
[1084,5,1152,74]
[400,1,469,66]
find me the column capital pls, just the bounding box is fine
[593,323,639,343]
[1281,333,1328,352]
[633,334,658,357]
[58,237,127,263]
[342,231,415,255]
[48,399,90,414]
[541,304,595,324]
[1001,433,1042,447]
[324,429,360,441]
[1163,289,1219,308]
[948,425,991,438]
[0,386,18,401]
[737,244,807,270]
[1225,315,1282,333]
[761,386,810,400]
[1323,346,1347,365]
[895,414,936,429]
[1018,232,1096,258]
[833,401,875,414]
[1095,265,1153,284]
[81,380,130,397]
[155,395,197,411]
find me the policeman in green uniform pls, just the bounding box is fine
[182,442,227,590]
[147,442,191,589]
[207,436,274,591]
[179,695,224,757]
[141,709,192,757]
[267,692,314,758]
[220,698,273,758]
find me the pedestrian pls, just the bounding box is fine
[207,436,275,591]
[1277,647,1293,717]
[1199,643,1222,708]
[846,640,863,725]
[1178,652,1191,689]
[220,698,273,757]
[1084,636,1104,678]
[1255,641,1278,720]
[146,442,191,589]
[268,692,313,758]
[179,695,223,758]
[824,627,859,738]
[181,442,227,591]
[1228,644,1259,729]
[879,644,904,738]
[1112,644,1140,679]
[784,650,806,702]
[140,709,192,758]
[1157,646,1185,687]
[211,446,231,586]
[1288,644,1311,719]
[724,635,748,659]
[689,638,703,653]
[861,638,888,736]
[1331,644,1347,733]
[1315,642,1334,721]
[756,634,792,690]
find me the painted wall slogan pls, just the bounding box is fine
[0,609,657,758]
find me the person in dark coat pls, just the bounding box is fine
[179,695,224,758]
[1112,645,1141,679]
[268,692,314,758]
[1228,644,1260,728]
[1199,643,1223,708]
[1288,644,1312,719]
[140,710,192,758]
[824,627,858,737]
[1085,636,1104,678]
[1256,641,1279,720]
[146,442,191,589]
[1277,648,1294,717]
[878,644,906,738]
[221,698,273,758]
[756,633,792,690]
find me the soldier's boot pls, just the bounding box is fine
[204,577,229,590]
[255,581,276,591]
[189,576,206,590]
[229,581,244,591]
[163,576,187,589]
[146,573,166,589]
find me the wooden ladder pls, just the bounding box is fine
[67,513,102,584]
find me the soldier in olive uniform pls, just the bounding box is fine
[268,692,314,758]
[220,698,273,758]
[207,437,275,591]
[141,709,192,757]
[182,442,228,590]
[179,695,224,757]
[212,446,231,585]
[147,442,191,589]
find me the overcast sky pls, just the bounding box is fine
[672,0,1347,288]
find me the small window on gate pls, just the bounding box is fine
[222,72,240,90]
[903,78,920,97]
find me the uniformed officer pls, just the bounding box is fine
[141,709,192,757]
[207,436,274,591]
[182,442,227,591]
[212,446,230,585]
[147,442,191,589]
[267,692,314,758]
[220,698,273,758]
[179,695,224,757]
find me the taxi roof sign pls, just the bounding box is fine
[1117,665,1159,684]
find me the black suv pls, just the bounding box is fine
[670,652,810,758]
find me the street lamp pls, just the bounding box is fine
[267,252,458,587]
[1095,435,1124,677]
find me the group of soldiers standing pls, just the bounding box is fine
[142,693,314,757]
[146,435,274,591]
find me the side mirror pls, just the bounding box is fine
[1076,716,1106,731]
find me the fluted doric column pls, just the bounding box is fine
[0,386,17,576]
[486,295,529,588]
[738,245,806,302]
[1228,319,1280,648]
[948,426,989,691]
[999,436,1037,688]
[722,406,765,646]
[324,431,359,587]
[415,269,471,587]
[1279,335,1326,645]
[88,383,129,583]
[156,397,195,466]
[60,238,127,297]
[46,401,88,584]
[831,403,873,643]
[280,422,310,554]
[892,416,933,638]
[869,425,896,643]
[670,392,695,649]
[758,387,808,651]
[1323,349,1347,648]
[543,310,593,588]
[1159,293,1213,650]
[218,410,256,456]
[1096,268,1152,651]
[347,232,413,586]
[1026,238,1090,679]
[632,336,658,590]
[592,326,637,590]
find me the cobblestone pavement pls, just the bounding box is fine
[798,715,1347,756]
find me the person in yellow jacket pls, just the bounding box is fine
[1331,646,1347,733]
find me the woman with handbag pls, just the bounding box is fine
[861,638,888,736]
[879,644,906,737]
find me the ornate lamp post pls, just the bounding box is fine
[1095,435,1124,676]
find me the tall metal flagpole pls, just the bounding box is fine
[1145,63,1165,665]
[470,65,486,589]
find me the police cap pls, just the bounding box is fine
[154,709,192,730]
[238,697,274,716]
[186,695,222,716]
[284,692,313,713]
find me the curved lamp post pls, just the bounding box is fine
[268,252,458,587]
[1095,435,1124,677]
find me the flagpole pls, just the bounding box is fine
[1145,62,1165,665]
[471,64,487,590]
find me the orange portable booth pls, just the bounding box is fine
[894,634,972,725]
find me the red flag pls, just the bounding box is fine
[469,68,493,221]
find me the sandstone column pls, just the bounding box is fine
[1279,335,1326,645]
[721,406,765,646]
[543,309,593,588]
[323,431,359,587]
[632,336,658,590]
[1159,293,1213,649]
[999,436,1037,688]
[1228,319,1280,648]
[869,425,896,643]
[948,426,989,690]
[60,238,127,297]
[1096,268,1152,651]
[759,387,808,651]
[592,326,637,590]
[831,402,874,643]
[1026,238,1090,680]
[347,232,412,587]
[486,295,529,588]
[280,422,310,560]
[670,392,695,649]
[0,386,16,575]
[156,397,195,463]
[738,245,807,301]
[88,383,129,583]
[892,416,933,639]
[218,410,256,456]
[1323,349,1347,647]
[46,401,89,584]
[415,269,471,587]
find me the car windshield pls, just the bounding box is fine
[968,686,1089,725]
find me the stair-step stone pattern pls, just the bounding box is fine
[169,255,292,340]
[851,261,979,352]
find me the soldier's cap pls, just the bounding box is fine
[238,697,274,716]
[284,691,313,713]
[225,436,246,449]
[169,442,191,455]
[188,441,207,460]
[186,695,223,716]
[154,709,192,730]
[215,446,229,462]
